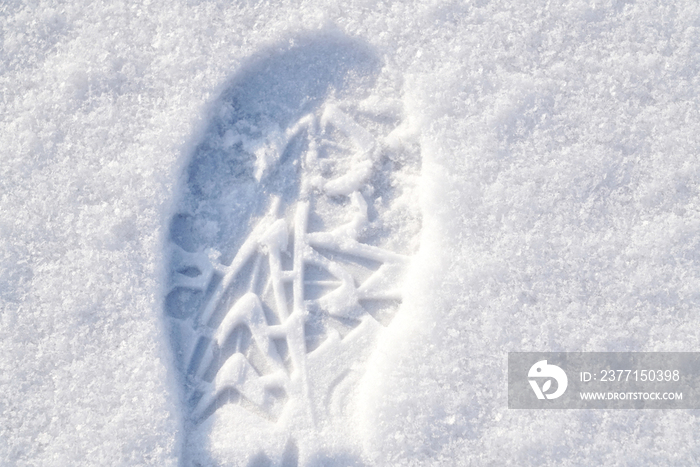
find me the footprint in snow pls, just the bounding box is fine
[164,32,422,467]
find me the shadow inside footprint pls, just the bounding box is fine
[165,31,383,467]
[170,32,381,263]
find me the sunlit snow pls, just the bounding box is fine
[2,1,700,466]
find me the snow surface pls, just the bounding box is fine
[2,0,700,466]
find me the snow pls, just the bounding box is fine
[2,0,700,466]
